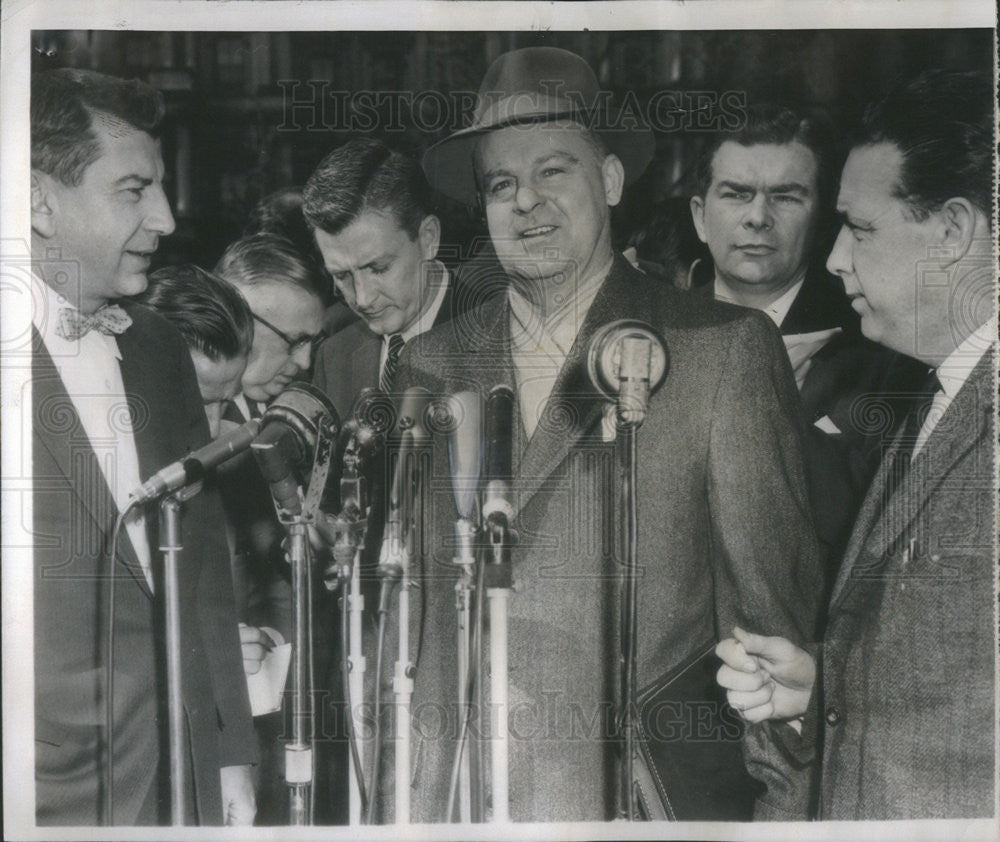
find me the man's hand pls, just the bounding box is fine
[219,763,256,825]
[239,623,278,676]
[715,626,816,722]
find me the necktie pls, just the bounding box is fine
[247,398,267,420]
[56,304,132,340]
[380,333,405,393]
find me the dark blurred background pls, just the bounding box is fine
[32,28,993,278]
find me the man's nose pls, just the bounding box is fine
[826,225,853,279]
[144,185,176,237]
[353,275,378,310]
[742,193,773,230]
[514,183,542,214]
[290,341,313,372]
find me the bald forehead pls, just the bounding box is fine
[474,121,606,181]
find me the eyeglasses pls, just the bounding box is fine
[252,312,327,356]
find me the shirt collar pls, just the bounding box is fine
[714,276,804,328]
[392,261,450,345]
[935,316,996,400]
[508,265,607,357]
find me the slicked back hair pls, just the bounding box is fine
[214,232,326,301]
[31,68,165,186]
[856,69,993,220]
[302,138,434,240]
[137,264,254,362]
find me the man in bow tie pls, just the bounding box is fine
[30,68,256,825]
[716,69,995,820]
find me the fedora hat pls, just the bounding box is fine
[422,47,655,206]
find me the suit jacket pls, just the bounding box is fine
[216,399,292,641]
[312,268,488,575]
[689,261,927,580]
[375,255,824,822]
[815,350,996,819]
[32,302,257,825]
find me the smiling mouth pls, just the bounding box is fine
[519,225,557,239]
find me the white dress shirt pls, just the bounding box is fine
[913,317,996,458]
[509,268,606,439]
[378,262,451,373]
[33,275,153,588]
[714,276,804,328]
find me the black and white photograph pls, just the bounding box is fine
[1,2,996,839]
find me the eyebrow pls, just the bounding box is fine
[481,152,580,183]
[113,174,153,188]
[716,180,811,195]
[834,211,872,229]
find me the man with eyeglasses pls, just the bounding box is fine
[215,232,327,419]
[213,231,328,823]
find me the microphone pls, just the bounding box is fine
[128,417,262,506]
[379,387,433,581]
[482,385,515,525]
[586,320,669,428]
[251,420,306,517]
[447,391,483,521]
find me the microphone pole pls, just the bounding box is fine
[251,384,341,826]
[445,391,483,822]
[482,385,516,824]
[586,320,668,821]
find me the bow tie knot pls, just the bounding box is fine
[56,304,132,340]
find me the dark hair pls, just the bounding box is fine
[694,103,836,207]
[246,186,333,304]
[31,68,165,186]
[137,264,254,361]
[857,69,993,219]
[302,138,434,239]
[214,232,326,300]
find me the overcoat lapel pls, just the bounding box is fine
[829,351,993,609]
[32,329,152,598]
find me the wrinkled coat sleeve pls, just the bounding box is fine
[705,311,824,819]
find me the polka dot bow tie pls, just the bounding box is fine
[56,304,133,340]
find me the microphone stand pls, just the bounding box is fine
[158,495,186,825]
[321,428,374,825]
[259,414,339,826]
[483,511,513,823]
[586,321,668,821]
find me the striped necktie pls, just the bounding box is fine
[380,333,405,393]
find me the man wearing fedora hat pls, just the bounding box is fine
[379,47,823,823]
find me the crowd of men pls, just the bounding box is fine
[29,47,994,827]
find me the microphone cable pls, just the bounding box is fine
[338,577,369,818]
[365,583,393,825]
[103,505,131,825]
[444,551,485,822]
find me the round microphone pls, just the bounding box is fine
[586,320,669,427]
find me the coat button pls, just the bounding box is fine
[825,706,842,726]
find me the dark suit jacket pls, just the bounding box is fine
[216,399,292,641]
[32,302,256,825]
[376,255,824,822]
[312,268,488,574]
[814,350,996,819]
[689,261,927,578]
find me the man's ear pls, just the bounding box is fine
[418,214,442,261]
[31,170,58,239]
[690,195,708,244]
[938,197,983,265]
[602,154,625,208]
